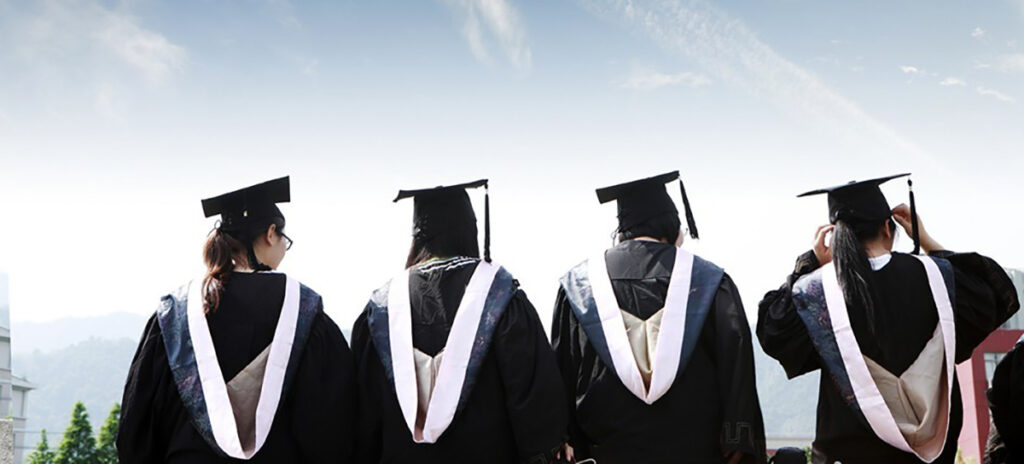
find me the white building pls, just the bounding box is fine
[0,274,34,463]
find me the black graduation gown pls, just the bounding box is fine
[988,338,1024,463]
[758,250,1019,464]
[351,257,568,464]
[551,240,767,464]
[118,273,357,463]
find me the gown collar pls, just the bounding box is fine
[868,253,892,271]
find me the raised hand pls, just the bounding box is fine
[813,224,835,265]
[891,203,918,236]
[892,203,942,253]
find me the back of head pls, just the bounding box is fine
[200,176,290,313]
[770,447,807,464]
[405,218,480,268]
[597,171,698,244]
[616,211,681,244]
[397,181,485,268]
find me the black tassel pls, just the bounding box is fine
[484,182,491,263]
[909,179,920,255]
[679,180,699,240]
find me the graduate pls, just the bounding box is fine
[118,177,357,463]
[551,171,767,464]
[351,180,567,463]
[758,174,1020,464]
[987,334,1024,464]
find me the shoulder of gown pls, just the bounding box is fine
[118,312,172,463]
[492,288,568,462]
[285,304,357,462]
[756,250,822,379]
[928,250,1021,362]
[710,273,769,463]
[351,302,386,464]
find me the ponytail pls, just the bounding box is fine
[201,218,286,311]
[202,228,249,313]
[832,219,896,337]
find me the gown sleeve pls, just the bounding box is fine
[351,306,384,464]
[117,313,172,463]
[928,250,1021,362]
[989,340,1024,463]
[756,250,822,378]
[287,306,357,463]
[550,287,591,455]
[714,274,768,463]
[493,289,568,463]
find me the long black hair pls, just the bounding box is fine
[831,218,896,334]
[616,211,681,244]
[405,222,480,268]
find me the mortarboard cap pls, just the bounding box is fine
[595,170,699,239]
[798,172,921,253]
[394,179,492,262]
[201,176,290,232]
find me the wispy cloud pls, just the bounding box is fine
[618,67,711,90]
[442,0,532,72]
[95,10,187,83]
[577,0,926,158]
[971,27,986,38]
[8,0,187,83]
[899,65,920,74]
[994,53,1024,73]
[976,86,1016,103]
[266,0,302,30]
[939,77,966,86]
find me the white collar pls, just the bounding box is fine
[868,253,892,271]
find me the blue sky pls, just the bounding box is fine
[0,0,1022,330]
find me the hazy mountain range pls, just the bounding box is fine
[11,312,148,355]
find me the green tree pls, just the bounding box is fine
[54,402,97,464]
[26,429,56,464]
[95,403,120,464]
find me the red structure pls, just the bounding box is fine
[957,268,1024,462]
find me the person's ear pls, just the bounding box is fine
[265,224,278,245]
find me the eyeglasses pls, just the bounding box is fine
[280,232,294,250]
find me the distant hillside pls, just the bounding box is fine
[15,337,138,451]
[11,312,147,354]
[754,342,819,435]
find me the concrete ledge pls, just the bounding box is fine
[0,419,12,464]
